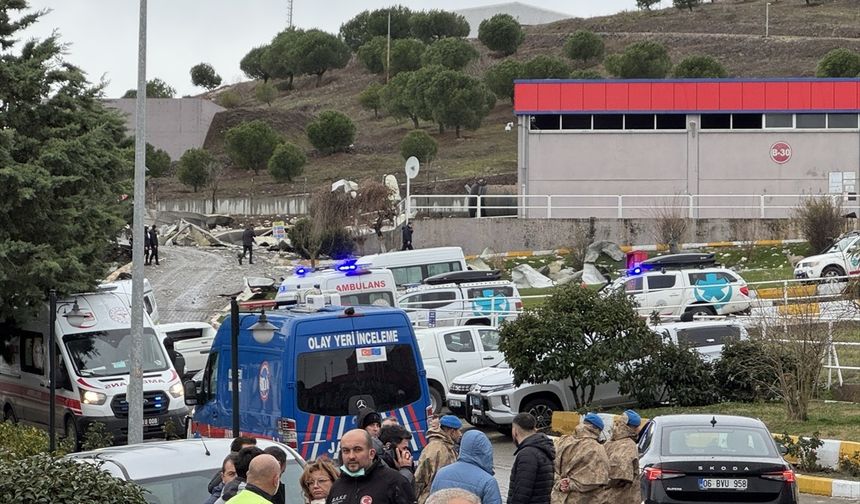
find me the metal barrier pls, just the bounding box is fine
[405,193,860,219]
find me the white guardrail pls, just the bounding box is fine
[400,274,860,381]
[406,193,860,219]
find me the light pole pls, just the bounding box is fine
[48,289,57,452]
[231,297,240,437]
[765,2,772,38]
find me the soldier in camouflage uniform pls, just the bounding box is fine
[414,415,462,504]
[604,410,642,504]
[551,413,609,504]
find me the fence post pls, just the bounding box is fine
[782,280,788,308]
[688,194,695,219]
[476,195,482,219]
[617,195,623,219]
[546,195,552,219]
[760,194,766,219]
[827,321,833,390]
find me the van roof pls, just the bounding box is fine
[403,280,516,293]
[57,290,154,335]
[357,246,465,263]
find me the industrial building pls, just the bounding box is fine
[514,78,860,219]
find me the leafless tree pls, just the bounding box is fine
[649,195,689,253]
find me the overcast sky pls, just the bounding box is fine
[19,1,669,98]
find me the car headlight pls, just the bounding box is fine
[168,382,184,399]
[501,395,511,407]
[801,261,818,268]
[80,389,107,405]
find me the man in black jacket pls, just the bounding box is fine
[326,429,416,504]
[240,224,256,265]
[508,413,555,504]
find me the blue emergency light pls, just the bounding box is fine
[295,266,311,276]
[335,260,359,274]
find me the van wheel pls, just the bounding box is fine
[3,404,17,423]
[65,416,81,451]
[522,398,561,432]
[822,266,845,283]
[429,387,444,415]
[685,305,715,318]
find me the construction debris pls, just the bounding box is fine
[164,220,234,247]
[512,264,554,289]
[584,241,625,263]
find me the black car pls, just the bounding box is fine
[638,414,799,504]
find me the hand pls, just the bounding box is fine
[396,447,413,468]
[559,478,570,493]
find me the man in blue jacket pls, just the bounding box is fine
[429,429,501,504]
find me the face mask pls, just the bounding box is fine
[340,465,366,478]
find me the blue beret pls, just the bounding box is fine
[440,415,462,429]
[583,413,604,431]
[624,410,642,427]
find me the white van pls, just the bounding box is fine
[398,279,523,327]
[0,282,188,449]
[156,322,217,380]
[105,278,160,324]
[274,267,397,307]
[356,247,468,287]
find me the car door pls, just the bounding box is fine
[687,270,741,314]
[475,328,502,366]
[622,277,646,315]
[438,330,482,381]
[644,273,682,317]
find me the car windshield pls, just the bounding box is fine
[297,344,422,416]
[64,331,168,377]
[662,426,776,458]
[137,462,304,504]
[827,235,858,253]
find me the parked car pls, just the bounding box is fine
[463,320,748,435]
[638,414,798,504]
[66,438,305,504]
[157,322,216,380]
[794,231,860,281]
[415,326,503,414]
[607,253,752,319]
[398,272,523,327]
[446,363,505,418]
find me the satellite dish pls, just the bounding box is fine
[404,156,420,180]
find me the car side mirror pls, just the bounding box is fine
[183,380,198,406]
[777,443,788,456]
[169,350,186,379]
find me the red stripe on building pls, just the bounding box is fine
[514,79,860,114]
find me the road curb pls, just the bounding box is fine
[464,239,805,260]
[797,474,860,499]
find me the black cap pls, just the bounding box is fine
[358,409,382,429]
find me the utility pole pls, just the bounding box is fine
[128,0,148,445]
[386,11,391,83]
[287,0,294,29]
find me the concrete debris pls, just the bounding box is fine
[554,268,581,286]
[164,220,233,247]
[384,174,401,201]
[479,247,496,260]
[332,179,358,194]
[581,263,608,285]
[246,277,276,291]
[512,264,554,289]
[205,214,235,228]
[584,241,625,263]
[548,266,575,282]
[467,257,492,271]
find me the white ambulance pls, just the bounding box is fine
[274,265,398,308]
[0,281,188,449]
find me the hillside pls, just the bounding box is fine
[155,0,860,202]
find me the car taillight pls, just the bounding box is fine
[644,467,684,480]
[740,285,750,297]
[515,300,523,311]
[762,470,796,483]
[277,417,297,448]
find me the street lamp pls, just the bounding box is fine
[249,311,277,344]
[230,299,278,437]
[63,299,88,327]
[48,289,57,452]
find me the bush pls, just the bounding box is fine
[216,90,242,108]
[605,41,672,78]
[624,339,720,407]
[478,13,524,56]
[564,30,604,65]
[0,453,148,503]
[400,130,437,164]
[674,0,701,12]
[293,29,351,86]
[177,148,214,192]
[839,451,860,477]
[390,38,426,75]
[225,119,283,173]
[422,38,479,70]
[409,10,470,43]
[672,55,728,78]
[637,0,661,10]
[240,45,270,81]
[306,110,356,154]
[775,432,823,472]
[484,59,525,102]
[268,142,307,182]
[713,339,780,402]
[357,36,387,74]
[145,143,171,178]
[524,55,571,79]
[81,422,114,451]
[0,420,59,458]
[793,196,844,254]
[320,228,356,259]
[190,62,222,90]
[569,69,604,79]
[122,78,176,99]
[255,82,278,106]
[816,48,860,78]
[359,83,383,119]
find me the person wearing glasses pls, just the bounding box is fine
[300,459,340,504]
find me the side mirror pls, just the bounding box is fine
[777,443,788,456]
[183,380,198,406]
[169,349,186,379]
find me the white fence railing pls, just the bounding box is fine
[406,193,860,219]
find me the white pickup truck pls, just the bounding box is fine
[414,326,503,414]
[794,231,860,281]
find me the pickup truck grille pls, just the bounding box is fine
[449,383,472,394]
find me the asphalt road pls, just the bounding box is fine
[148,246,848,503]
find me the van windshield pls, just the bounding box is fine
[338,291,395,307]
[297,344,422,416]
[64,331,169,377]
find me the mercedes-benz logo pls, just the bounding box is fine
[356,399,368,409]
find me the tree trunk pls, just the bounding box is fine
[411,115,419,129]
[455,125,461,138]
[288,74,294,89]
[374,108,378,119]
[316,72,323,87]
[438,123,444,134]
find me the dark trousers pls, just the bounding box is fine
[401,241,413,250]
[149,246,159,265]
[241,245,253,264]
[144,247,150,264]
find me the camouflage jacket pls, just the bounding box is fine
[551,424,609,504]
[604,421,640,504]
[414,428,458,504]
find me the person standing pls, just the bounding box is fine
[240,223,256,265]
[401,222,414,250]
[415,415,462,504]
[204,453,240,504]
[263,445,288,504]
[603,411,641,504]
[430,429,501,504]
[207,437,257,501]
[230,454,282,504]
[326,429,416,504]
[143,225,150,265]
[508,413,555,504]
[378,424,416,484]
[300,459,340,504]
[552,413,609,504]
[148,226,159,265]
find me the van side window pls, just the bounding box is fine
[391,266,423,285]
[478,329,500,351]
[647,274,676,291]
[427,261,463,277]
[143,296,153,315]
[688,271,737,285]
[20,331,45,375]
[625,277,643,294]
[203,352,218,401]
[444,331,475,352]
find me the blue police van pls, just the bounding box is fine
[186,301,432,461]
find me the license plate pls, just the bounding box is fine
[144,417,160,427]
[448,399,462,408]
[698,478,747,491]
[469,395,482,408]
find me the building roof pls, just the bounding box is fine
[455,2,572,38]
[514,78,860,115]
